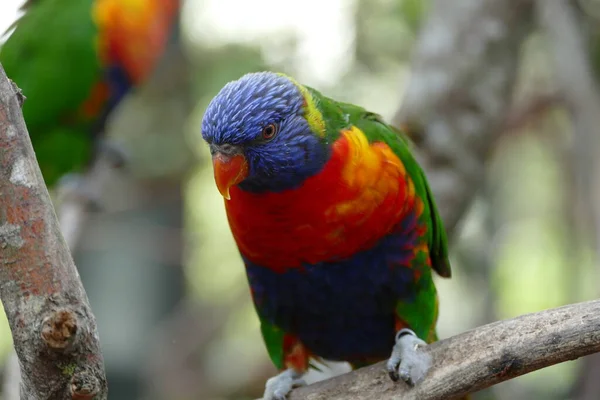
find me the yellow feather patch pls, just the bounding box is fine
[407,178,416,202]
[327,126,406,221]
[338,126,404,188]
[277,73,326,137]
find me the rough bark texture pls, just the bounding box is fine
[393,0,533,236]
[0,64,107,399]
[288,300,600,400]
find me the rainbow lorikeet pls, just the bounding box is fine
[201,72,452,399]
[0,0,179,187]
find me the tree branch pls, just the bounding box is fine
[393,0,533,236]
[0,64,107,399]
[289,299,600,400]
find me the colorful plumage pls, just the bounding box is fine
[0,0,179,186]
[201,72,452,398]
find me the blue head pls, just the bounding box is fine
[201,72,330,197]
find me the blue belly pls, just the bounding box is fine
[245,224,421,363]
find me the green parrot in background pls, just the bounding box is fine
[0,0,180,187]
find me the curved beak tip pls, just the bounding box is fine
[212,153,248,200]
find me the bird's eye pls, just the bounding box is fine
[261,123,278,140]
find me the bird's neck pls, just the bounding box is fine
[238,141,331,193]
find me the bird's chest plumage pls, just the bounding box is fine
[223,130,429,361]
[225,129,418,272]
[243,212,425,361]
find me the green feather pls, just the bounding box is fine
[0,0,100,186]
[260,319,286,370]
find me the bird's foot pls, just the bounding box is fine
[263,369,306,400]
[387,328,431,386]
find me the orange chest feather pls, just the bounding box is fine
[225,127,420,271]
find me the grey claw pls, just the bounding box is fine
[292,379,307,388]
[273,393,286,400]
[387,328,431,386]
[263,369,305,400]
[398,368,414,386]
[387,359,400,382]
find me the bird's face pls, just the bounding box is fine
[201,72,330,198]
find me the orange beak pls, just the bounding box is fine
[212,152,249,200]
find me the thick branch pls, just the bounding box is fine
[393,0,533,235]
[289,299,600,400]
[0,64,107,399]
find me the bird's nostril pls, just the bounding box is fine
[210,143,241,156]
[220,143,239,155]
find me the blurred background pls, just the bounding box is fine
[0,0,599,399]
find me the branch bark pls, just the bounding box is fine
[289,299,600,400]
[393,0,533,236]
[0,64,107,398]
[2,88,119,400]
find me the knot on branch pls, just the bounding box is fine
[70,369,101,399]
[41,309,78,351]
[487,351,525,379]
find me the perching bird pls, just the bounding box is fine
[201,72,452,400]
[0,0,180,187]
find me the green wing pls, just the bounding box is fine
[0,0,100,185]
[346,106,451,342]
[259,318,286,370]
[1,0,99,128]
[355,111,451,278]
[339,104,451,343]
